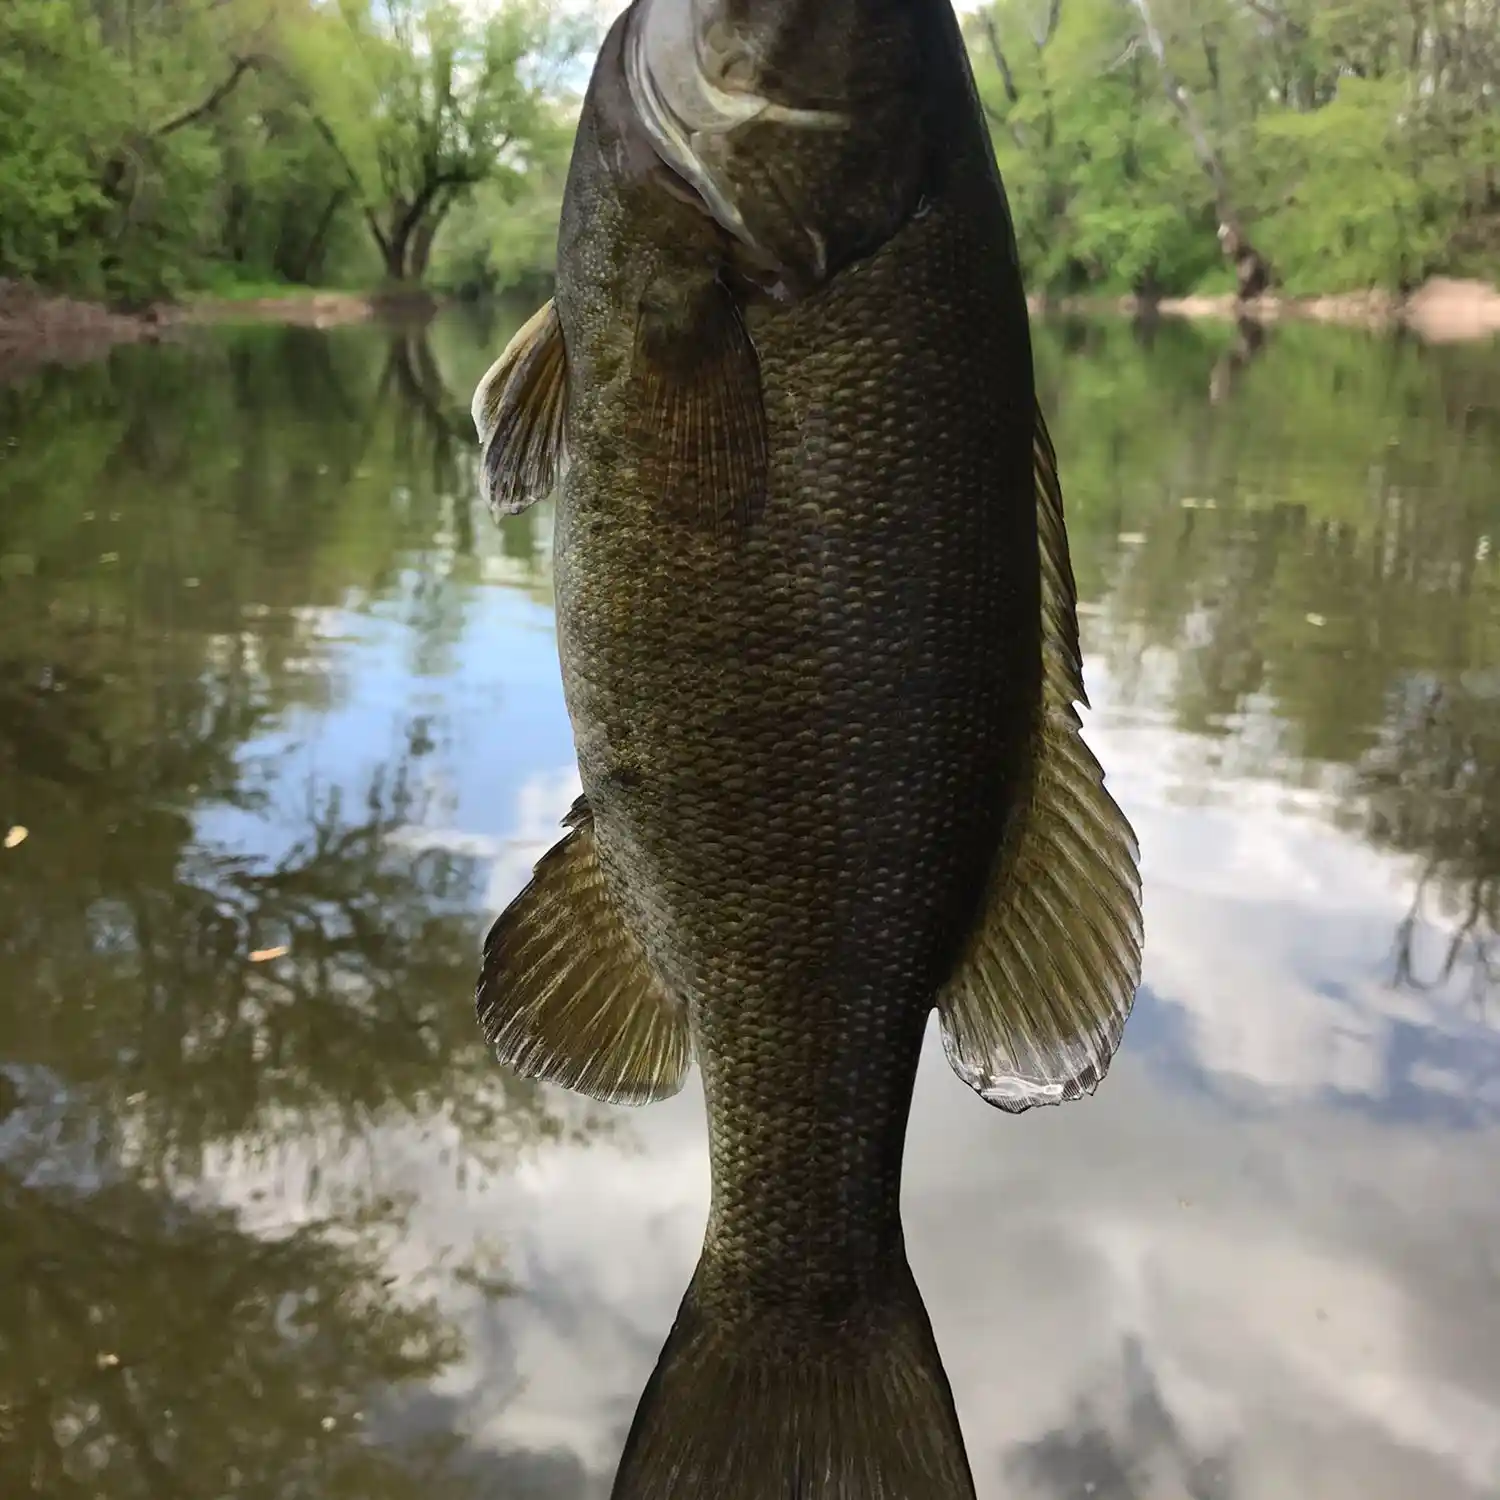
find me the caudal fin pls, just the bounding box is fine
[611,1264,976,1500]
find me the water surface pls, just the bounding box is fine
[2,310,1498,1499]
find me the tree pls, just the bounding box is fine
[428,101,576,299]
[1121,0,1274,296]
[287,0,589,285]
[0,0,586,302]
[966,0,1222,296]
[964,0,1500,298]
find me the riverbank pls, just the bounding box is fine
[0,282,423,381]
[1033,277,1500,343]
[4,273,1498,383]
[0,281,167,375]
[171,289,395,328]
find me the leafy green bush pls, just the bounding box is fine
[1252,79,1459,293]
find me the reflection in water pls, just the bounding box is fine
[1005,1337,1230,1500]
[0,1143,464,1499]
[0,320,600,1494]
[1207,318,1266,407]
[1,313,1498,1496]
[1356,678,1500,1002]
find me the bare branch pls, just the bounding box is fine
[155,56,262,139]
[979,12,1021,103]
[1125,0,1229,204]
[1124,0,1275,294]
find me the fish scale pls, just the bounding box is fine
[469,0,1142,1492]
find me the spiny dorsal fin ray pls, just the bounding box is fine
[477,794,691,1105]
[937,406,1143,1112]
[472,298,569,519]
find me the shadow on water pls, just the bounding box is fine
[1,309,1498,1496]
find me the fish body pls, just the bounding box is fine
[471,0,1143,1494]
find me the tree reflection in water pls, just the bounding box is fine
[1356,677,1500,1007]
[0,316,607,1496]
[0,1143,469,1500]
[3,307,1497,1495]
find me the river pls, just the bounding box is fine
[1,308,1497,1498]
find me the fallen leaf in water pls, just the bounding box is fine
[1305,612,1327,627]
[3,826,27,849]
[249,945,290,963]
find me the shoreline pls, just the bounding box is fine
[3,274,1498,382]
[0,283,427,381]
[1029,276,1500,344]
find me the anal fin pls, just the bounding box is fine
[937,409,1143,1113]
[478,795,691,1106]
[472,298,569,519]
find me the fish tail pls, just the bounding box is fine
[611,1259,977,1500]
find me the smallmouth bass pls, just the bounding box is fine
[471,0,1143,1493]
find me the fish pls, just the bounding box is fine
[469,0,1144,1493]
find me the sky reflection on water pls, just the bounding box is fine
[1,310,1497,1498]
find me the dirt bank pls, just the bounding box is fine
[0,282,430,382]
[1030,276,1500,342]
[168,290,386,329]
[1398,277,1500,343]
[6,272,1498,384]
[0,280,172,377]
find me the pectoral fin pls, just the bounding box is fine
[635,280,767,535]
[472,298,569,519]
[937,411,1143,1112]
[477,795,691,1105]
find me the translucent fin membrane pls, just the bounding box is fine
[472,297,569,519]
[477,796,691,1106]
[937,410,1144,1112]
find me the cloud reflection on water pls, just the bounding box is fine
[5,314,1497,1498]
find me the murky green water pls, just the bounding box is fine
[2,309,1498,1499]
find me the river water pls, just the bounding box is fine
[1,309,1498,1499]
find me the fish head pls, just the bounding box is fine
[622,0,933,298]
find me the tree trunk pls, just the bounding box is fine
[1124,0,1274,298]
[409,192,456,283]
[381,222,412,282]
[277,189,347,285]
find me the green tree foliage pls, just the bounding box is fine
[0,0,588,303]
[5,0,1498,307]
[968,0,1500,295]
[285,0,590,284]
[969,0,1221,295]
[429,105,576,300]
